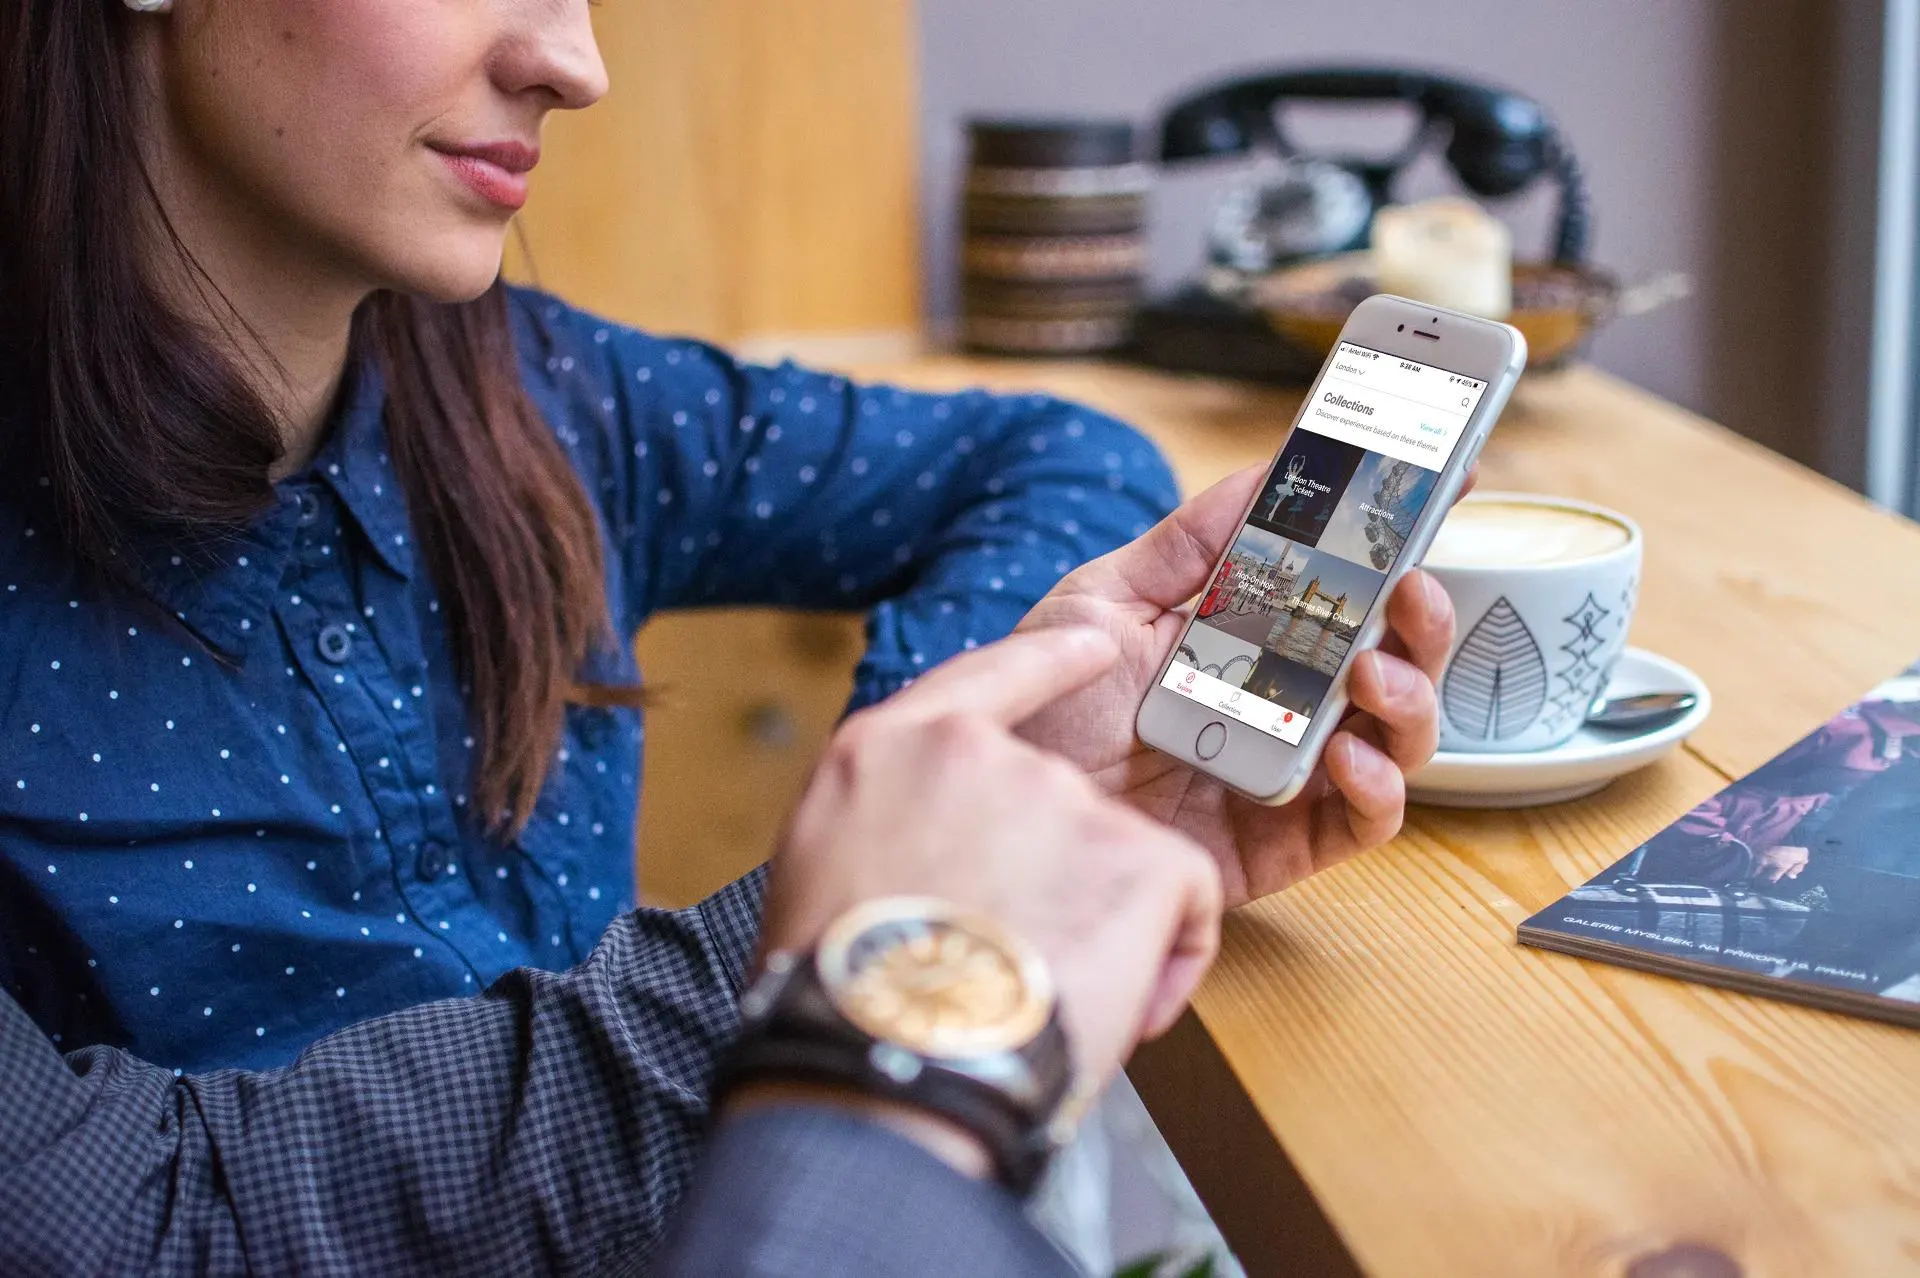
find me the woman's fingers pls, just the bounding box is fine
[1068,466,1264,613]
[1383,570,1454,683]
[1350,569,1451,772]
[1346,648,1440,773]
[1320,730,1407,851]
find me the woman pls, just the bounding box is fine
[1,0,1451,1263]
[1,0,1169,1068]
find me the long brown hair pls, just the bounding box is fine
[1,2,626,835]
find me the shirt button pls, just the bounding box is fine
[316,624,353,664]
[415,841,448,881]
[295,491,322,526]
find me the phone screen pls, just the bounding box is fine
[1160,342,1489,744]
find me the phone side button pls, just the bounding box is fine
[1195,721,1228,760]
[1461,434,1487,472]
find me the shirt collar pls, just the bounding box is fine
[312,351,415,581]
[134,498,303,660]
[137,350,415,659]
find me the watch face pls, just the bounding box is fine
[817,899,1053,1059]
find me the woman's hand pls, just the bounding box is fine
[1015,467,1455,908]
[760,628,1224,1090]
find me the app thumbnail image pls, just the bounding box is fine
[1247,429,1367,546]
[1244,652,1336,719]
[1203,542,1387,678]
[1316,454,1440,571]
[1175,618,1263,688]
[1197,526,1311,623]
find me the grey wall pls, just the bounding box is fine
[921,0,1869,477]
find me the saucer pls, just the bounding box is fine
[1409,647,1711,809]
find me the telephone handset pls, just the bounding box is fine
[1157,66,1589,266]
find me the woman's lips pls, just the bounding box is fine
[431,142,538,212]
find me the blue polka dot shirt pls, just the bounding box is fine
[0,287,1178,1073]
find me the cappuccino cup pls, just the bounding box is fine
[1422,493,1642,754]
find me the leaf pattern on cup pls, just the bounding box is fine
[1444,596,1548,741]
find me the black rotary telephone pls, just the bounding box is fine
[1129,65,1589,381]
[1158,65,1589,269]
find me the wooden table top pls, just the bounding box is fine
[829,353,1920,1278]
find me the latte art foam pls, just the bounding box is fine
[1426,500,1631,568]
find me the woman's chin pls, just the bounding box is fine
[410,264,510,305]
[380,236,514,305]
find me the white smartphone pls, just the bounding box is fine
[1135,293,1526,805]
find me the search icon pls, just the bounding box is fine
[1459,397,1470,408]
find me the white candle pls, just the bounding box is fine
[1372,197,1512,319]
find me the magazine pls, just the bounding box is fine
[1519,657,1920,1027]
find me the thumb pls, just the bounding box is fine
[1073,465,1262,612]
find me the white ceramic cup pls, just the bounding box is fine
[1423,493,1642,754]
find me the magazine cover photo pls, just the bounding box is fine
[1523,659,1920,1012]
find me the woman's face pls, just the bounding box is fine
[140,0,607,304]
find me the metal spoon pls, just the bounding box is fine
[1585,690,1698,732]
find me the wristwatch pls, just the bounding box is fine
[713,896,1088,1195]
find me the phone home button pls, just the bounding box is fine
[1195,721,1228,761]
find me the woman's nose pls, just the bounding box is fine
[497,0,610,112]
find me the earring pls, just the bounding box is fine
[123,0,173,11]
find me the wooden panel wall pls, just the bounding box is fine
[507,0,922,343]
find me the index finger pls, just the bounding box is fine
[882,626,1121,729]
